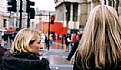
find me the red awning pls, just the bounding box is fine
[6,29,16,33]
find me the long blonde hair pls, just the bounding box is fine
[10,28,41,54]
[75,5,121,69]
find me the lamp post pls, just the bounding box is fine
[19,0,23,29]
[47,12,51,50]
[26,0,35,28]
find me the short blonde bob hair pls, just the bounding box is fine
[10,28,41,54]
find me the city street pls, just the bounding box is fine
[42,49,73,70]
[41,41,73,70]
[0,0,121,70]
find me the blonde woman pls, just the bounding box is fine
[0,28,51,70]
[74,5,121,70]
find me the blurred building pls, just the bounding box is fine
[1,0,121,31]
[36,10,55,22]
[14,0,28,29]
[54,0,121,33]
[0,0,27,29]
[35,9,55,31]
[3,0,55,31]
[0,0,9,29]
[3,0,36,30]
[55,0,81,33]
[88,0,121,25]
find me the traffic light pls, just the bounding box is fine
[7,0,17,12]
[26,0,35,13]
[51,15,55,24]
[30,8,35,19]
[26,0,35,19]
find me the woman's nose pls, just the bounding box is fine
[39,43,43,49]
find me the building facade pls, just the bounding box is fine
[0,0,9,29]
[55,0,121,33]
[35,9,55,31]
[14,0,28,29]
[1,0,55,30]
[55,0,81,33]
[4,0,36,29]
[0,0,27,29]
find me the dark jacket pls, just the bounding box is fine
[67,40,79,61]
[0,51,51,70]
[65,34,71,45]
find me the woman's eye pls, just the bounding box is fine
[38,42,40,44]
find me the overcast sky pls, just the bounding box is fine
[31,0,55,11]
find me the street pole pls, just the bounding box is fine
[48,12,50,50]
[27,12,30,28]
[62,0,65,49]
[19,0,23,29]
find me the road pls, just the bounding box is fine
[41,49,73,70]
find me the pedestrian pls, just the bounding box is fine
[74,5,121,70]
[2,33,8,44]
[41,33,46,49]
[45,34,49,49]
[0,28,51,70]
[9,32,15,42]
[66,32,82,63]
[49,34,53,47]
[65,34,71,52]
[71,32,77,46]
[66,39,80,63]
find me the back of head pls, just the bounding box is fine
[75,5,121,70]
[10,28,41,54]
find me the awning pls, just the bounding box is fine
[6,29,16,33]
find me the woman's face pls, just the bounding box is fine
[29,35,42,55]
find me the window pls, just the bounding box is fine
[73,3,78,21]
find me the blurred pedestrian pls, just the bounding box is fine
[41,33,46,49]
[49,34,53,47]
[66,39,80,63]
[2,33,9,44]
[71,32,77,46]
[66,32,82,63]
[65,34,71,52]
[45,34,49,49]
[9,32,15,42]
[74,5,121,70]
[0,28,51,70]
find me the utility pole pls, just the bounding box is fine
[26,0,35,28]
[27,11,30,28]
[48,12,50,50]
[19,0,23,29]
